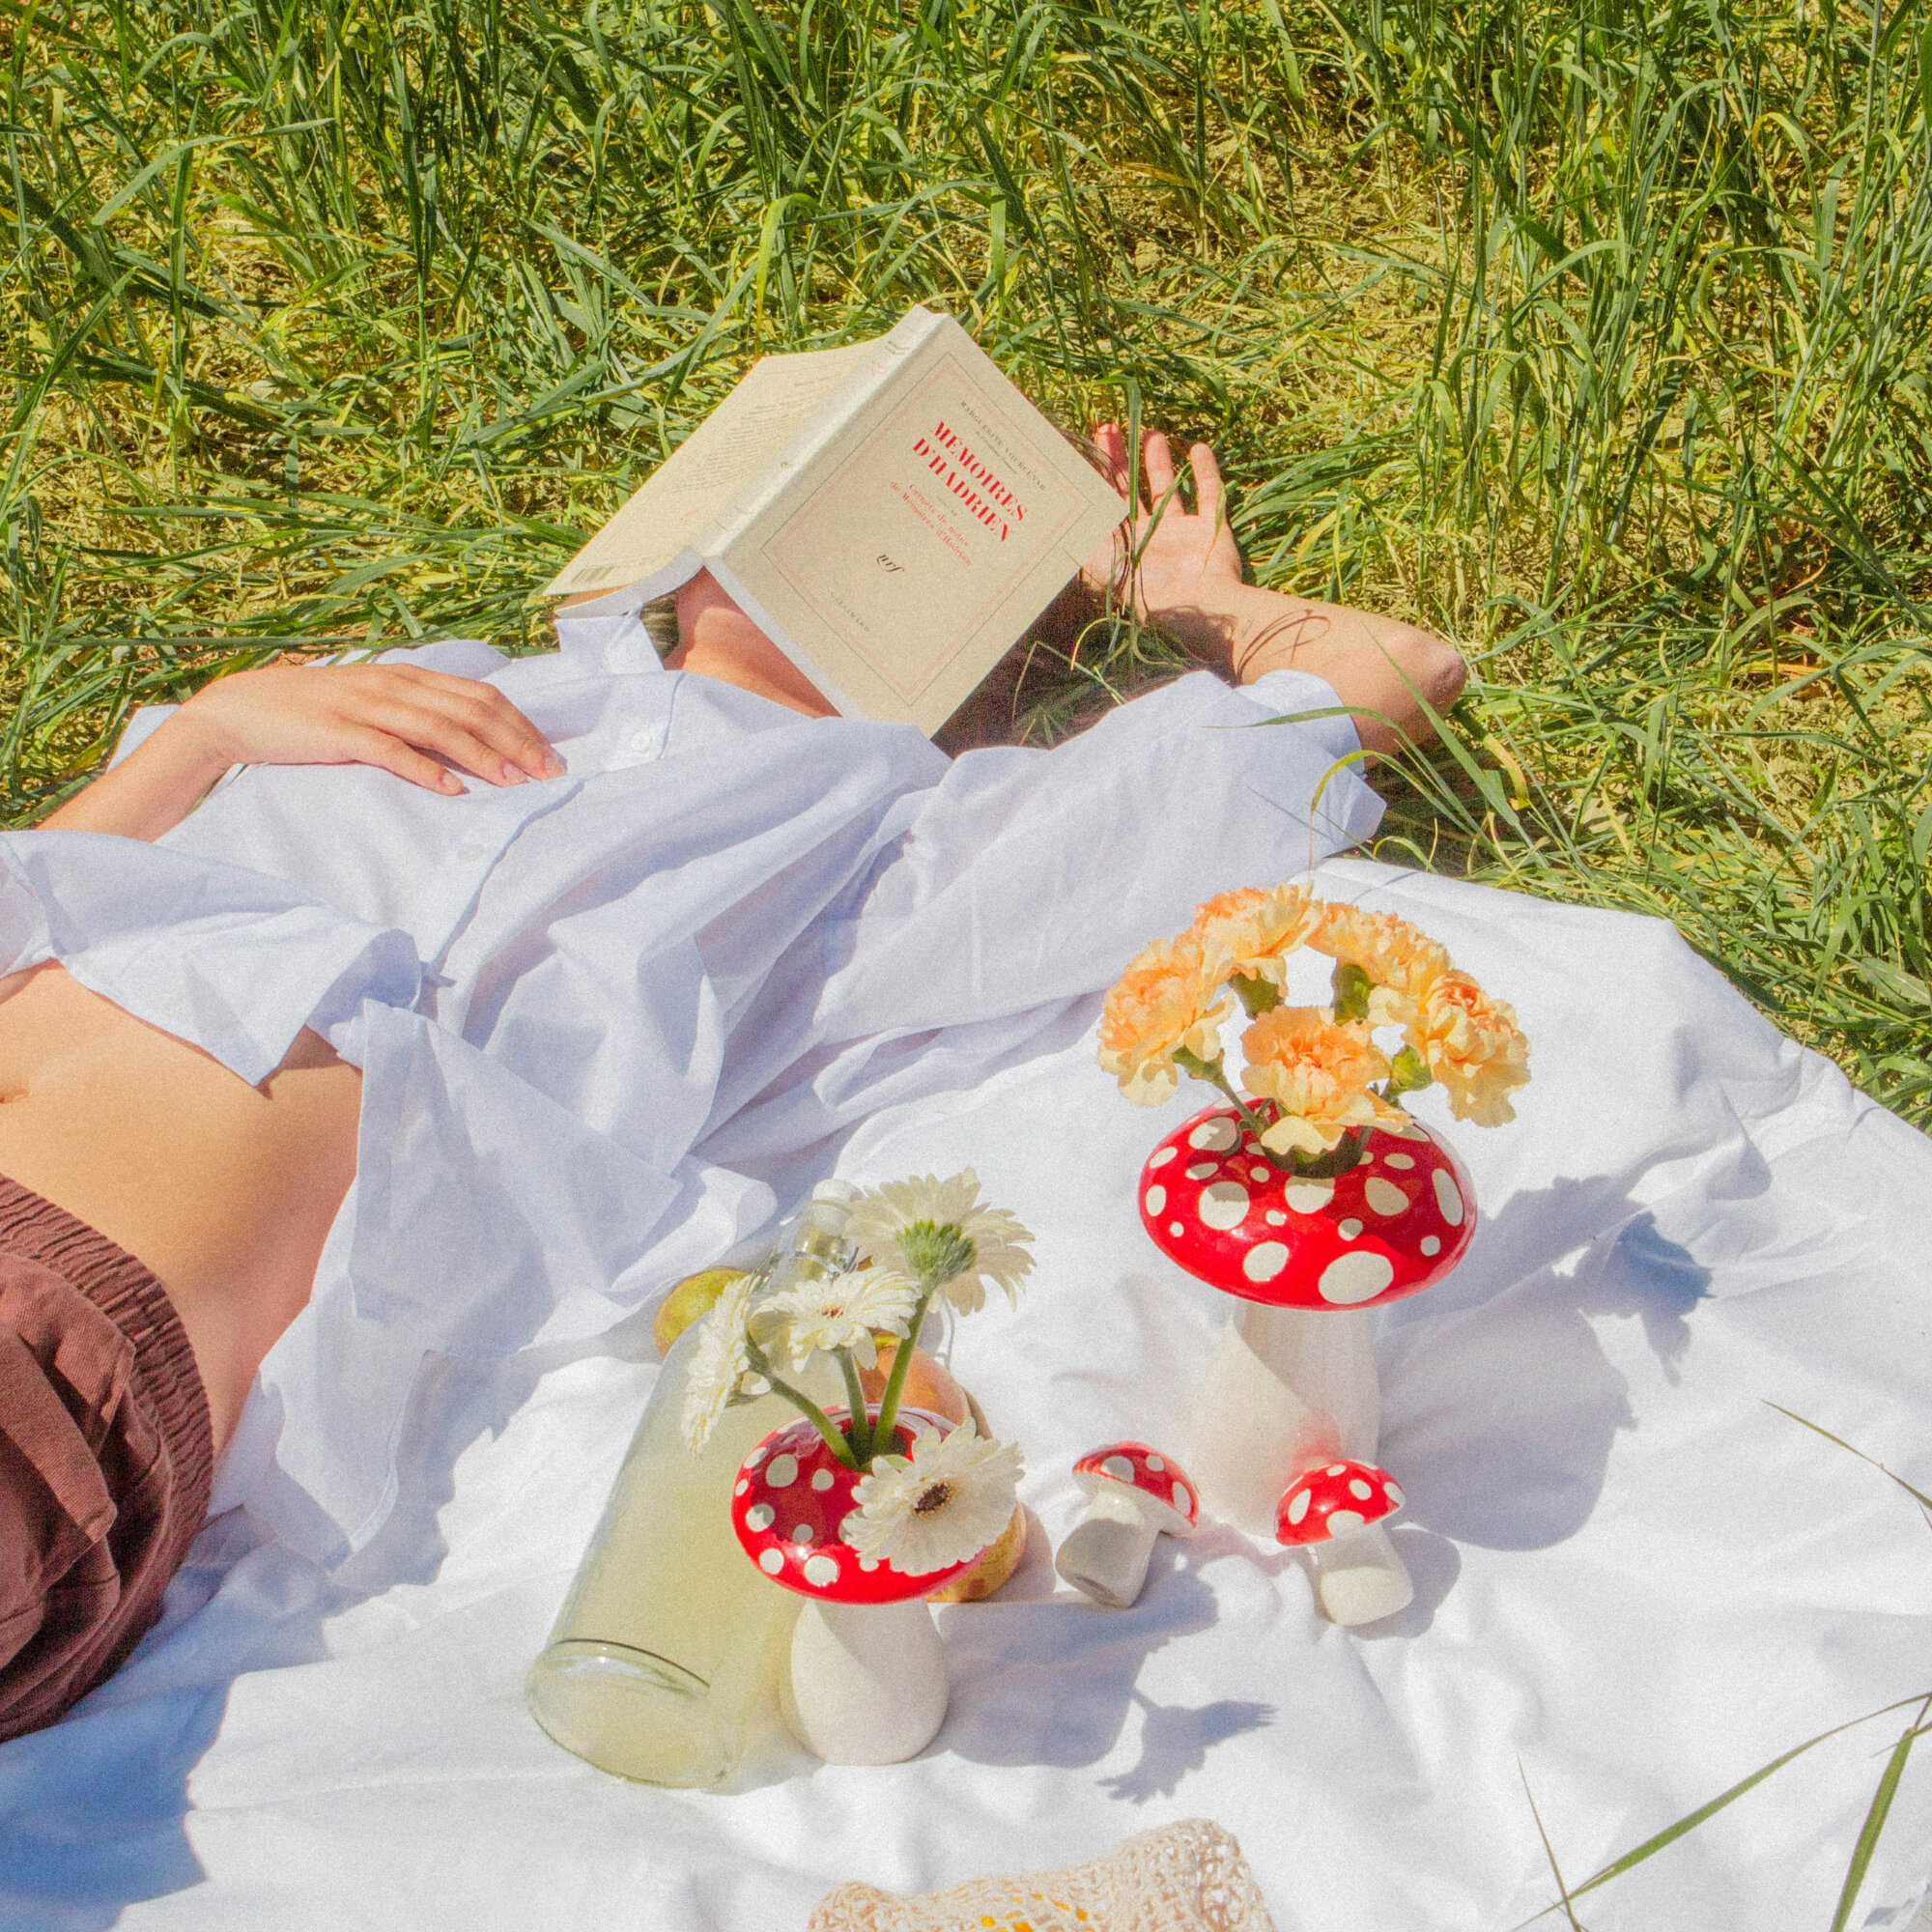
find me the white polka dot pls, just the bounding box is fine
[1285,1487,1311,1524]
[1325,1509,1366,1536]
[1319,1251,1396,1304]
[802,1553,839,1587]
[1149,1146,1178,1169]
[764,1454,799,1489]
[1169,1221,1185,1237]
[1144,1184,1167,1215]
[1249,1165,1271,1182]
[1148,1455,1165,1472]
[1384,1152,1415,1170]
[1101,1455,1134,1482]
[1420,1235,1441,1257]
[810,1468,835,1492]
[735,1480,749,1496]
[1433,1169,1465,1226]
[758,1548,785,1574]
[1338,1218,1363,1239]
[1242,1139,1262,1153]
[1285,1179,1334,1214]
[1349,1478,1373,1500]
[1243,1241,1290,1282]
[859,1555,880,1572]
[1185,1162,1218,1180]
[1266,1210,1287,1226]
[1365,1178,1410,1216]
[747,1504,775,1531]
[1199,1181,1250,1231]
[745,1445,768,1467]
[1326,1464,1348,1475]
[1384,1481,1404,1507]
[1189,1117,1239,1151]
[791,1523,814,1544]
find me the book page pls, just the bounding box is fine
[724,326,1124,733]
[544,340,875,598]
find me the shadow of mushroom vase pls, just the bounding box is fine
[1096,884,1532,1628]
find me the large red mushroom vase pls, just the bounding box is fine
[731,1407,974,1766]
[1140,1102,1474,1623]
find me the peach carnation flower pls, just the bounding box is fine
[1189,883,1321,989]
[1096,932,1231,1106]
[1406,974,1531,1125]
[1238,1007,1409,1156]
[1307,903,1454,1021]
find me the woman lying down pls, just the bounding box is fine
[0,429,1463,1742]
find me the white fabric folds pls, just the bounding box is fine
[0,612,1925,1931]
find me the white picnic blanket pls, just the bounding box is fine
[0,618,1927,1931]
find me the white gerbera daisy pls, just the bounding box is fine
[846,1170,1035,1316]
[751,1264,919,1373]
[841,1420,1023,1575]
[679,1273,756,1450]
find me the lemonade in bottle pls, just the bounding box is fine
[526,1182,857,1785]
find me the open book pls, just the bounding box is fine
[546,307,1126,736]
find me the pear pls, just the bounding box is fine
[651,1267,750,1356]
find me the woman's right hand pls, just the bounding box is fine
[169,662,564,795]
[42,659,564,842]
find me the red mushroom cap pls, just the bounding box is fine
[1139,1104,1474,1310]
[730,1406,972,1605]
[1274,1460,1405,1547]
[1070,1442,1199,1535]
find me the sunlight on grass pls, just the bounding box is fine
[0,0,1926,1133]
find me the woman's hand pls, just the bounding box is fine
[1080,425,1246,639]
[1072,424,1467,749]
[41,659,564,842]
[171,662,565,795]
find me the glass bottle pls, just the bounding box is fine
[526,1180,858,1786]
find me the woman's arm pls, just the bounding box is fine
[1082,426,1467,749]
[41,661,565,842]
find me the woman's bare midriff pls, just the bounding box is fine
[0,964,361,1452]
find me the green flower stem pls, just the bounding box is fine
[869,1289,933,1456]
[744,1338,860,1469]
[1176,1047,1292,1171]
[838,1349,874,1463]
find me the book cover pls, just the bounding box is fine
[547,309,1124,735]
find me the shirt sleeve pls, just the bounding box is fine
[699,668,1382,1160]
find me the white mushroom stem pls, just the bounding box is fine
[1056,1486,1172,1608]
[1309,1522,1413,1627]
[1190,1302,1381,1537]
[781,1597,949,1766]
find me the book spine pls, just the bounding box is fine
[695,307,946,555]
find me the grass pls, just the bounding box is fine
[3,0,1929,1122]
[2,0,1929,1908]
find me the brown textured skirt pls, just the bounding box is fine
[0,1176,213,1741]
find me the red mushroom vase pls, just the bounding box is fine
[1139,1102,1473,1618]
[731,1407,974,1766]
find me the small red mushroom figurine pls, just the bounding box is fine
[1274,1459,1411,1625]
[1055,1443,1198,1608]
